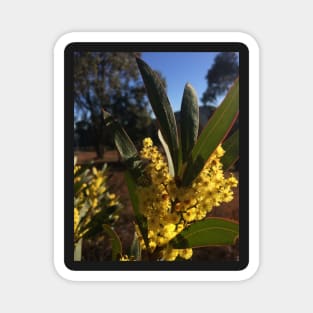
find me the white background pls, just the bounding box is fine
[0,0,312,312]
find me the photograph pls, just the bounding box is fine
[71,48,242,266]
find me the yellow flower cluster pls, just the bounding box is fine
[74,207,80,233]
[119,254,136,261]
[74,164,120,242]
[136,137,238,261]
[75,166,118,209]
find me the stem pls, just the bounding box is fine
[74,238,83,261]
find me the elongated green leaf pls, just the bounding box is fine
[79,205,120,237]
[221,129,239,171]
[74,239,82,261]
[180,83,199,163]
[182,79,239,186]
[124,171,149,249]
[103,110,137,161]
[158,129,174,177]
[130,232,142,261]
[169,218,239,248]
[103,110,149,184]
[136,58,180,174]
[102,225,122,261]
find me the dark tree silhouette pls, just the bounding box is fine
[201,52,239,105]
[74,52,155,156]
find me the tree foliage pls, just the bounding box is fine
[201,52,239,105]
[74,52,154,155]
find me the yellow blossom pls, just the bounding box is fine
[135,138,238,261]
[161,247,179,261]
[183,207,197,222]
[120,255,130,261]
[74,207,79,231]
[74,164,121,244]
[179,248,193,260]
[143,137,153,147]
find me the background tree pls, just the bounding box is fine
[201,52,240,171]
[74,52,155,157]
[201,52,239,105]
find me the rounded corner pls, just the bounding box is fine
[235,31,260,53]
[53,32,79,55]
[236,259,260,282]
[53,257,77,282]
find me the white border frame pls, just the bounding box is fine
[54,32,259,281]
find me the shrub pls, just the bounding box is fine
[103,58,240,261]
[74,163,122,260]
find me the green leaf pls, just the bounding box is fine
[158,129,174,177]
[74,239,83,261]
[180,83,199,163]
[74,180,86,195]
[221,129,239,171]
[136,58,180,175]
[169,218,239,248]
[80,204,120,237]
[102,225,122,261]
[103,110,148,184]
[130,232,142,261]
[182,79,239,186]
[103,110,138,161]
[124,171,149,249]
[74,168,91,194]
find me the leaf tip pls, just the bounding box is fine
[102,109,111,119]
[184,82,193,89]
[135,56,146,67]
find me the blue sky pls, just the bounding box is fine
[141,52,218,112]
